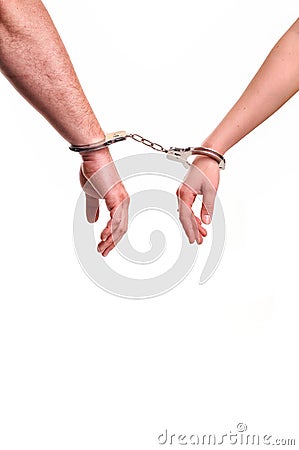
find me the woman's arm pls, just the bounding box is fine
[202,18,299,155]
[177,18,299,244]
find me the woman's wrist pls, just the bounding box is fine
[192,154,219,167]
[200,139,229,156]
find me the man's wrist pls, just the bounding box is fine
[69,129,110,161]
[69,128,106,148]
[80,146,112,163]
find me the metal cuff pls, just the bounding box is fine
[69,138,107,153]
[69,131,128,153]
[191,146,226,169]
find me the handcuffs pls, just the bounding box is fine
[69,130,226,170]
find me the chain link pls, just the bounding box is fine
[127,133,168,153]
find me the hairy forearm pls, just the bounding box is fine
[202,18,299,154]
[0,0,104,145]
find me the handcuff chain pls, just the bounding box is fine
[127,133,168,153]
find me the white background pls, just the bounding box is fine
[0,1,298,449]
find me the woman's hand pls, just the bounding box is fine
[176,156,220,244]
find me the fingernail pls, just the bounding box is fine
[204,215,211,224]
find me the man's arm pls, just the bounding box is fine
[0,0,129,256]
[0,0,103,145]
[177,18,299,243]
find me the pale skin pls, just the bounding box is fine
[178,18,299,244]
[1,3,298,251]
[0,0,129,256]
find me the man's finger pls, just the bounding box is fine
[98,223,126,256]
[98,230,124,256]
[98,204,128,255]
[85,194,99,223]
[100,219,112,242]
[98,234,114,255]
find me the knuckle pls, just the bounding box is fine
[113,218,122,227]
[176,184,185,196]
[121,190,130,201]
[117,224,126,234]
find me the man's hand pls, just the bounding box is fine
[176,156,220,244]
[80,148,129,257]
